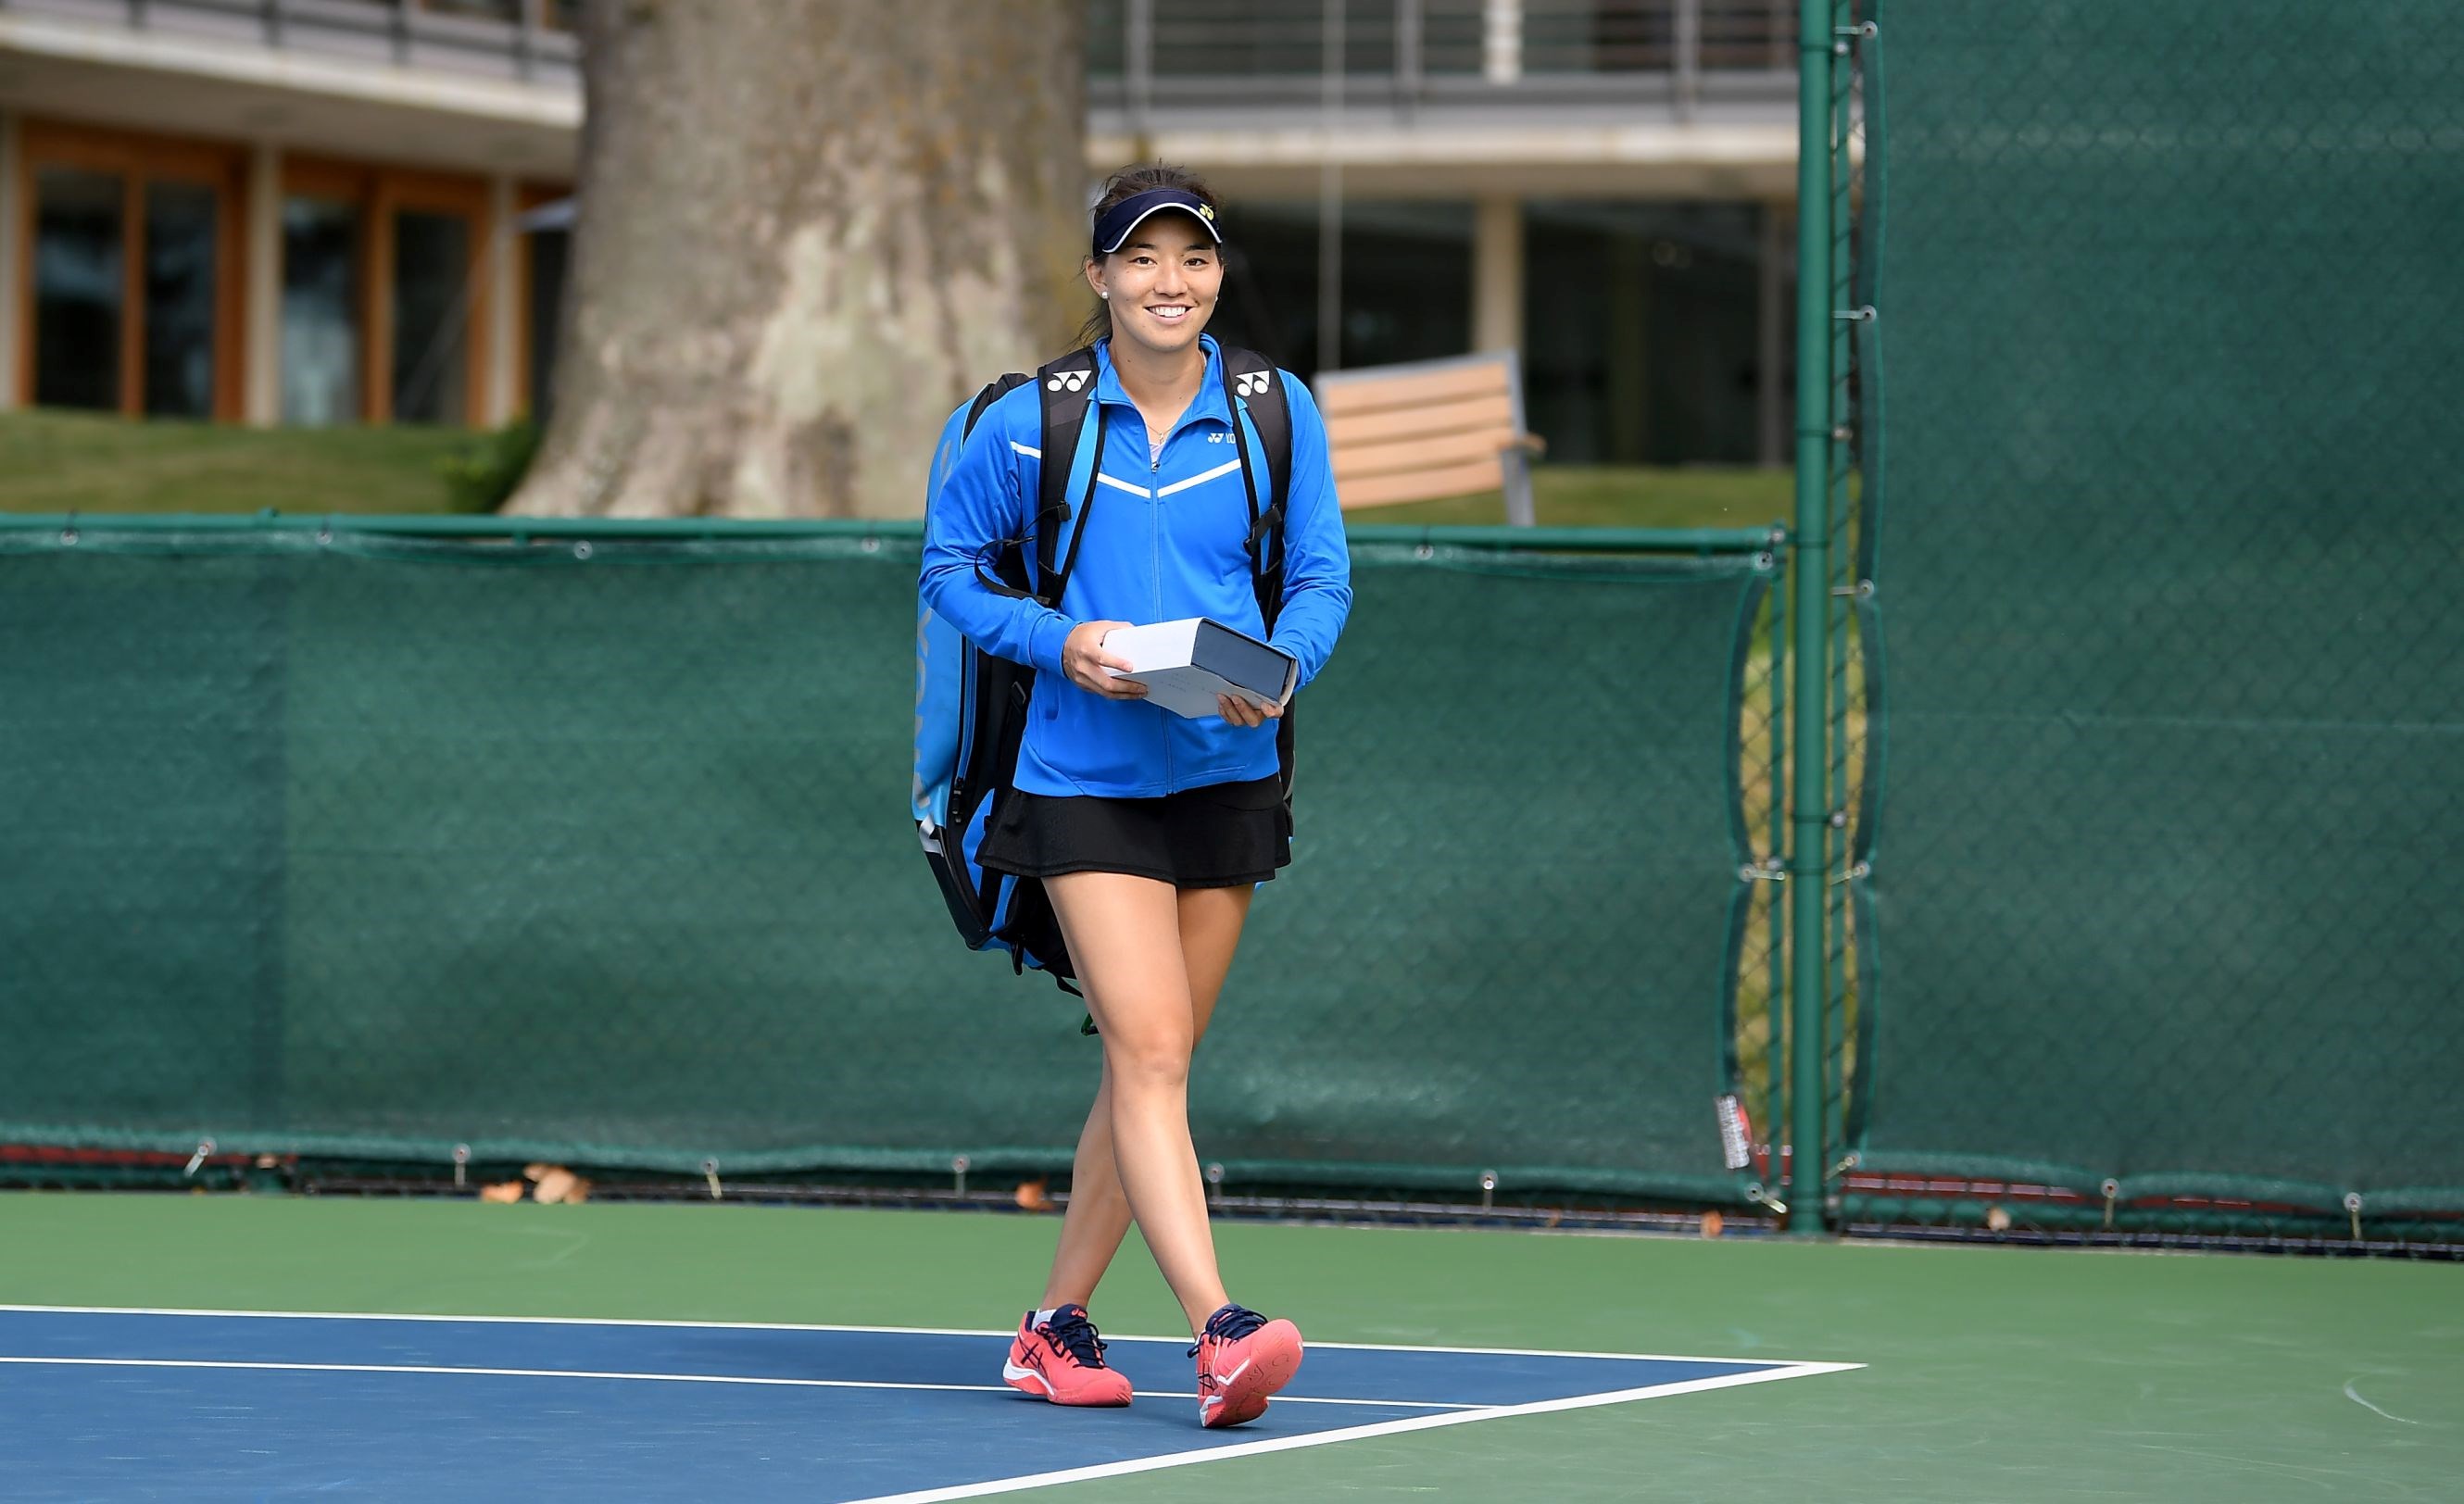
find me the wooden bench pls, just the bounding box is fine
[1313,350,1547,526]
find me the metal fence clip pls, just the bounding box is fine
[2345,1191,2363,1240]
[1832,306,1877,322]
[703,1158,723,1200]
[1829,861,1871,886]
[2101,1178,2120,1229]
[1744,1183,1789,1216]
[1479,1170,1499,1211]
[951,1154,970,1197]
[184,1138,215,1177]
[453,1143,471,1190]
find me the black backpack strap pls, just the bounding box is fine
[964,371,1032,439]
[962,371,1036,601]
[1219,346,1301,815]
[1219,345,1294,628]
[1033,347,1105,609]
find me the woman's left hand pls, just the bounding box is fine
[1218,693,1285,728]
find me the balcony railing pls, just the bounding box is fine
[1088,0,1796,120]
[1,0,580,84]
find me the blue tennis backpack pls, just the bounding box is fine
[912,345,1294,996]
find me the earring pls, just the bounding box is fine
[1100,291,1110,299]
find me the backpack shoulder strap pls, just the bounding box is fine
[1033,347,1105,610]
[1217,345,1295,625]
[963,372,1032,439]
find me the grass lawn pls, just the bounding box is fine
[1,408,1789,530]
[1362,464,1791,533]
[0,409,483,516]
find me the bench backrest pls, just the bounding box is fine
[1313,349,1539,524]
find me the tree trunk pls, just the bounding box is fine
[511,0,1087,519]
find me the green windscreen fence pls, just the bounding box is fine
[1854,1,2464,1216]
[0,522,1773,1204]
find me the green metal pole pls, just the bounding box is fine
[1786,0,1834,1235]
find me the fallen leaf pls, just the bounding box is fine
[533,1167,591,1205]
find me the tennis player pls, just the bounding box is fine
[919,164,1352,1428]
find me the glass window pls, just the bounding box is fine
[144,181,220,419]
[1143,0,1396,79]
[420,0,519,18]
[1207,200,1472,382]
[390,209,470,424]
[33,167,124,412]
[282,197,362,425]
[1524,200,1770,465]
[527,226,569,420]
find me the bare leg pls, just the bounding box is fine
[1039,884,1253,1315]
[1039,871,1254,1335]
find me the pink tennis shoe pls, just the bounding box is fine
[1191,1303,1304,1428]
[1002,1304,1134,1407]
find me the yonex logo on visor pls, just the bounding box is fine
[1093,188,1226,256]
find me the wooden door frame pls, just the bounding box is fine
[283,156,494,426]
[388,168,491,428]
[15,119,248,420]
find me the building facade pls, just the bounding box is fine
[0,0,1799,463]
[0,0,578,430]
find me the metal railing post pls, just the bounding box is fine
[1483,0,1521,84]
[1126,0,1154,142]
[1395,0,1422,119]
[1316,0,1345,371]
[1676,0,1701,121]
[515,0,541,80]
[1786,0,1834,1236]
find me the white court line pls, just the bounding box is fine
[846,1364,1861,1504]
[0,1305,1841,1369]
[0,1356,1469,1409]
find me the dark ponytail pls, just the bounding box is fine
[1076,162,1225,349]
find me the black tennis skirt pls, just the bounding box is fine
[978,775,1291,888]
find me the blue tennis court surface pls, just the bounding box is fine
[0,1306,1854,1500]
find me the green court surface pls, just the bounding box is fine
[6,1194,2455,1500]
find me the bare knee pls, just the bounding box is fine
[1103,1029,1194,1094]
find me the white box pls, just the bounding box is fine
[1100,617,1299,721]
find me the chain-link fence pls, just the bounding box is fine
[0,519,1776,1208]
[1841,0,2464,1244]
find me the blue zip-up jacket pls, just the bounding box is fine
[920,336,1352,799]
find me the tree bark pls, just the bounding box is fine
[511,0,1087,519]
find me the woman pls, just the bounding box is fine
[919,164,1351,1429]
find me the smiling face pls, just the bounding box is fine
[1086,210,1223,359]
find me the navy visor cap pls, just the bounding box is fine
[1092,188,1224,256]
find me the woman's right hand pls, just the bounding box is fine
[1062,620,1148,699]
